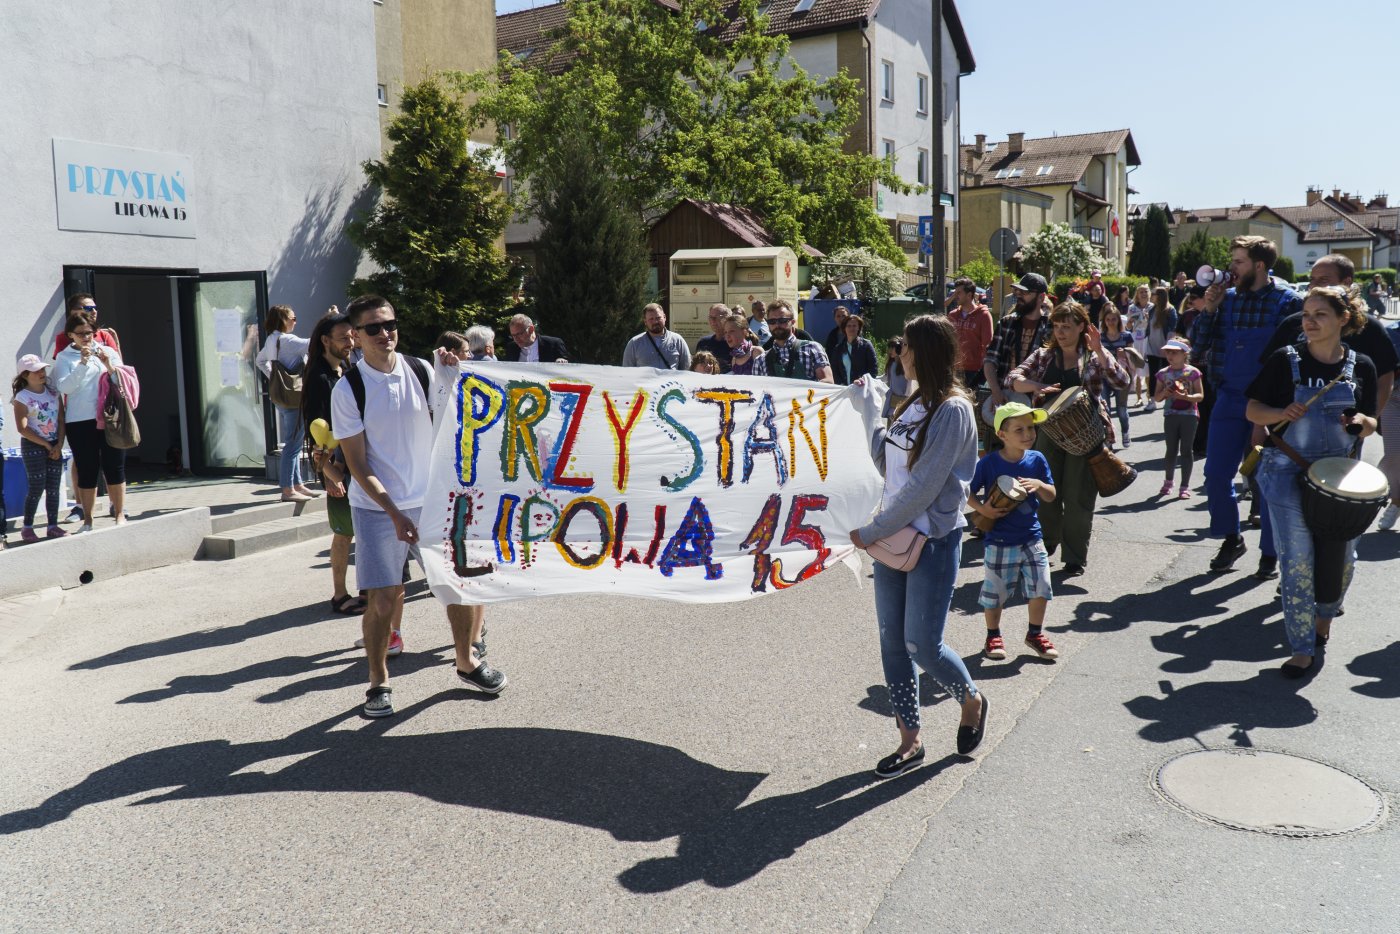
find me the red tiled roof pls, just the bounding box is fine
[1274,201,1378,243]
[961,129,1139,190]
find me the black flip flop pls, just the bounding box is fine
[331,594,367,615]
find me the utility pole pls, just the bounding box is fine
[930,0,946,296]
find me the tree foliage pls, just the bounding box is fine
[954,249,1003,287]
[1169,228,1231,280]
[819,247,906,299]
[1019,223,1100,284]
[530,119,649,365]
[465,0,910,266]
[348,77,511,354]
[1127,205,1172,280]
[1271,255,1295,282]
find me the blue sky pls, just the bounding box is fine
[494,0,1400,210]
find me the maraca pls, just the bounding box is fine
[309,418,339,449]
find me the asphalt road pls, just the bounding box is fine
[2,405,1396,933]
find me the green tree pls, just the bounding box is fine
[1127,205,1172,280]
[466,0,910,266]
[530,121,649,365]
[1271,255,1295,282]
[348,76,511,354]
[1019,223,1099,283]
[820,247,906,299]
[1169,228,1231,280]
[954,249,1003,287]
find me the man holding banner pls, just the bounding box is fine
[333,295,505,719]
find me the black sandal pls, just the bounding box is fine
[331,594,367,615]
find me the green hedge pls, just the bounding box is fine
[1051,275,1147,302]
[1356,268,1396,287]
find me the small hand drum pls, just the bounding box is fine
[972,474,1028,533]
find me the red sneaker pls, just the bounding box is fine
[1025,631,1059,660]
[984,634,1007,660]
[387,630,404,657]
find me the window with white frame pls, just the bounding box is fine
[881,138,895,163]
[1035,164,1054,176]
[916,74,928,115]
[917,148,929,185]
[1308,221,1319,231]
[1335,220,1346,230]
[880,61,894,103]
[377,84,388,106]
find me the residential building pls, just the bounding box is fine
[959,129,1141,270]
[1309,188,1397,270]
[496,0,976,273]
[2,1,493,474]
[1169,205,1290,256]
[1273,196,1376,274]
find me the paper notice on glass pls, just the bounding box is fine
[214,308,244,353]
[220,355,243,388]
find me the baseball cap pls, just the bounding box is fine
[17,354,47,373]
[1013,273,1048,294]
[1161,339,1190,353]
[994,401,1048,433]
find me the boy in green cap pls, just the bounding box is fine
[968,402,1059,661]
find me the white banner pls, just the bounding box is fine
[421,362,887,604]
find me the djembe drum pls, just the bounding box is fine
[1299,458,1389,604]
[972,474,1029,533]
[1040,387,1138,497]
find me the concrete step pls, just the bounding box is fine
[209,496,326,534]
[200,512,329,560]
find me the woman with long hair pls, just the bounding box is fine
[1007,302,1131,576]
[850,315,987,775]
[1141,286,1179,413]
[1098,306,1137,446]
[256,304,316,502]
[1246,286,1379,676]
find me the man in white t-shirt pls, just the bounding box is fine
[332,295,505,718]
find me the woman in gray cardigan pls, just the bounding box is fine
[851,315,988,776]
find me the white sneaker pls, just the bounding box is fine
[1379,503,1400,531]
[1143,401,1157,413]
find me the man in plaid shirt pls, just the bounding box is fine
[752,300,833,381]
[1192,236,1302,576]
[983,273,1054,407]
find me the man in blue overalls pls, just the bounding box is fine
[1193,236,1303,576]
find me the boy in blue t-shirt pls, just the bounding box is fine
[968,402,1059,661]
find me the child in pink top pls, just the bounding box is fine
[1152,339,1204,499]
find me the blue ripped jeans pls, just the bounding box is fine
[276,406,305,489]
[873,527,978,731]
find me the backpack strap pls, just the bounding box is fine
[1284,344,1301,385]
[344,356,433,423]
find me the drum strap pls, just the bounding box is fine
[1268,431,1313,471]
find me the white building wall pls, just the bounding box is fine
[785,34,840,82]
[0,2,381,444]
[1279,234,1374,274]
[870,0,959,226]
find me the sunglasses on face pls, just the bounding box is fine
[357,319,398,337]
[769,317,793,324]
[81,304,98,312]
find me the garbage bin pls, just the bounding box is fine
[3,446,71,522]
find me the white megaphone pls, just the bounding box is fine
[1196,265,1234,288]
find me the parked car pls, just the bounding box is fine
[901,282,988,302]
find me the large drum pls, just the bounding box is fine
[972,474,1029,533]
[1300,458,1390,605]
[1040,387,1138,497]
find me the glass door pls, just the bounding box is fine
[178,272,270,472]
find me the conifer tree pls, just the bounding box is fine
[530,124,649,365]
[349,76,511,353]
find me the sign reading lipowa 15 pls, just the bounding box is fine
[52,138,196,238]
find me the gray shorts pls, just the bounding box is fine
[352,505,422,590]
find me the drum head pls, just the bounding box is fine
[980,394,996,426]
[1046,386,1086,416]
[995,474,1028,501]
[1307,458,1390,500]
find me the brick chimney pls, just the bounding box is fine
[1306,186,1322,206]
[1007,132,1025,154]
[1368,193,1389,209]
[974,133,986,156]
[1332,187,1342,201]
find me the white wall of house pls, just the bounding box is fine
[1,1,381,449]
[785,33,840,82]
[1280,233,1375,275]
[870,0,959,227]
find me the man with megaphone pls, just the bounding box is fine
[1192,236,1303,576]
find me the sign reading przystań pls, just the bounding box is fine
[52,138,196,238]
[421,362,887,604]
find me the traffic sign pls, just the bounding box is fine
[919,235,935,256]
[988,227,1020,265]
[918,215,934,239]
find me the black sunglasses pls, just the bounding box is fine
[769,316,793,324]
[357,319,399,336]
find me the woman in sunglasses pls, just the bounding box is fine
[256,305,317,502]
[52,313,128,532]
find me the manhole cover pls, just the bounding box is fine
[1154,749,1386,838]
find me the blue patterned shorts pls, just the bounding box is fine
[979,539,1054,609]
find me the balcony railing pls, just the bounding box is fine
[1072,225,1106,246]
